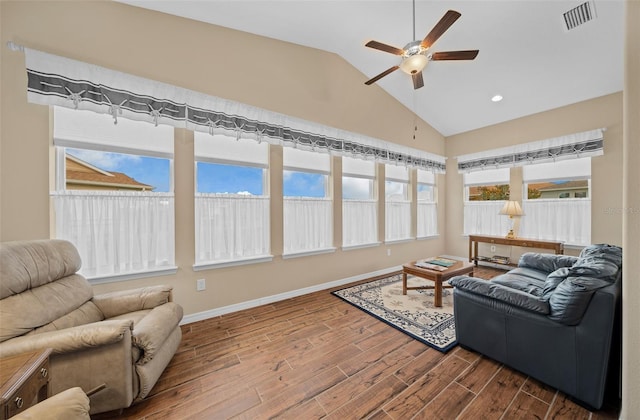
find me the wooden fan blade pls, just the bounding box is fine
[365,40,404,56]
[431,50,479,60]
[412,71,424,90]
[420,10,461,49]
[365,66,400,85]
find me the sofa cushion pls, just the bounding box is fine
[548,276,612,324]
[573,243,622,281]
[449,276,550,314]
[541,267,571,300]
[491,269,546,297]
[546,244,622,325]
[518,253,579,274]
[0,240,82,299]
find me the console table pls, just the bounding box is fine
[469,234,564,267]
[0,349,51,419]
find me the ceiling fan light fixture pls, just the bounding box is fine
[400,54,428,75]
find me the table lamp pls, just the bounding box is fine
[499,200,524,239]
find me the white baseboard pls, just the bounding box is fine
[180,265,402,325]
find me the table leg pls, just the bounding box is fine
[435,279,442,307]
[402,272,407,295]
[474,241,479,266]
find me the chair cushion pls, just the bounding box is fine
[0,274,94,342]
[0,240,82,299]
[28,301,105,336]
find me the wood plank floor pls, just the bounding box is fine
[94,266,620,419]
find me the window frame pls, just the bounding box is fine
[193,133,272,269]
[417,169,438,239]
[52,108,176,282]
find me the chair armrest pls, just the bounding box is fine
[449,276,550,314]
[133,302,183,364]
[92,285,173,318]
[12,387,90,420]
[518,253,579,273]
[0,320,133,358]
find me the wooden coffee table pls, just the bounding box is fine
[402,260,474,307]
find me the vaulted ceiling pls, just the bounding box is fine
[118,0,625,136]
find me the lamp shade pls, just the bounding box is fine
[499,200,524,217]
[400,54,428,75]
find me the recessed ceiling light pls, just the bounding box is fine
[491,94,503,102]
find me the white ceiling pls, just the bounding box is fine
[117,0,625,137]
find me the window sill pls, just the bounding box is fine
[342,242,381,251]
[384,237,415,245]
[87,266,178,285]
[282,247,336,259]
[193,255,274,271]
[416,234,440,240]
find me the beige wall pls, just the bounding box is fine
[621,0,640,416]
[444,92,624,259]
[0,1,446,316]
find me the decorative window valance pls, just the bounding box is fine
[16,44,446,173]
[456,129,604,173]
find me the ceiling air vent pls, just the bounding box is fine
[562,1,597,31]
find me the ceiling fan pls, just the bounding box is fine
[364,4,479,90]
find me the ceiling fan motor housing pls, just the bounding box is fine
[400,41,428,74]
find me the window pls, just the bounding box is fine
[520,158,591,246]
[463,168,510,236]
[194,132,270,266]
[342,157,377,247]
[417,170,438,238]
[385,164,411,241]
[52,107,175,279]
[283,148,332,255]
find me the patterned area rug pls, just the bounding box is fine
[332,273,457,352]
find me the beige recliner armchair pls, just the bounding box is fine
[0,239,183,414]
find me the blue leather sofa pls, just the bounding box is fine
[449,244,622,410]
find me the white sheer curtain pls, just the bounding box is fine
[385,201,411,241]
[284,197,333,254]
[463,201,509,236]
[520,199,591,246]
[52,191,174,278]
[343,200,377,247]
[417,202,438,237]
[195,194,270,264]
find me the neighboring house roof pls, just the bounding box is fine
[66,154,154,191]
[529,180,589,191]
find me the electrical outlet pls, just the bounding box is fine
[387,249,391,256]
[490,245,496,253]
[196,278,206,291]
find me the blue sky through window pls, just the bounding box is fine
[283,170,326,197]
[197,162,264,194]
[343,176,372,200]
[67,148,171,192]
[67,149,352,198]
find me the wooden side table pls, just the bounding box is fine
[0,349,52,420]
